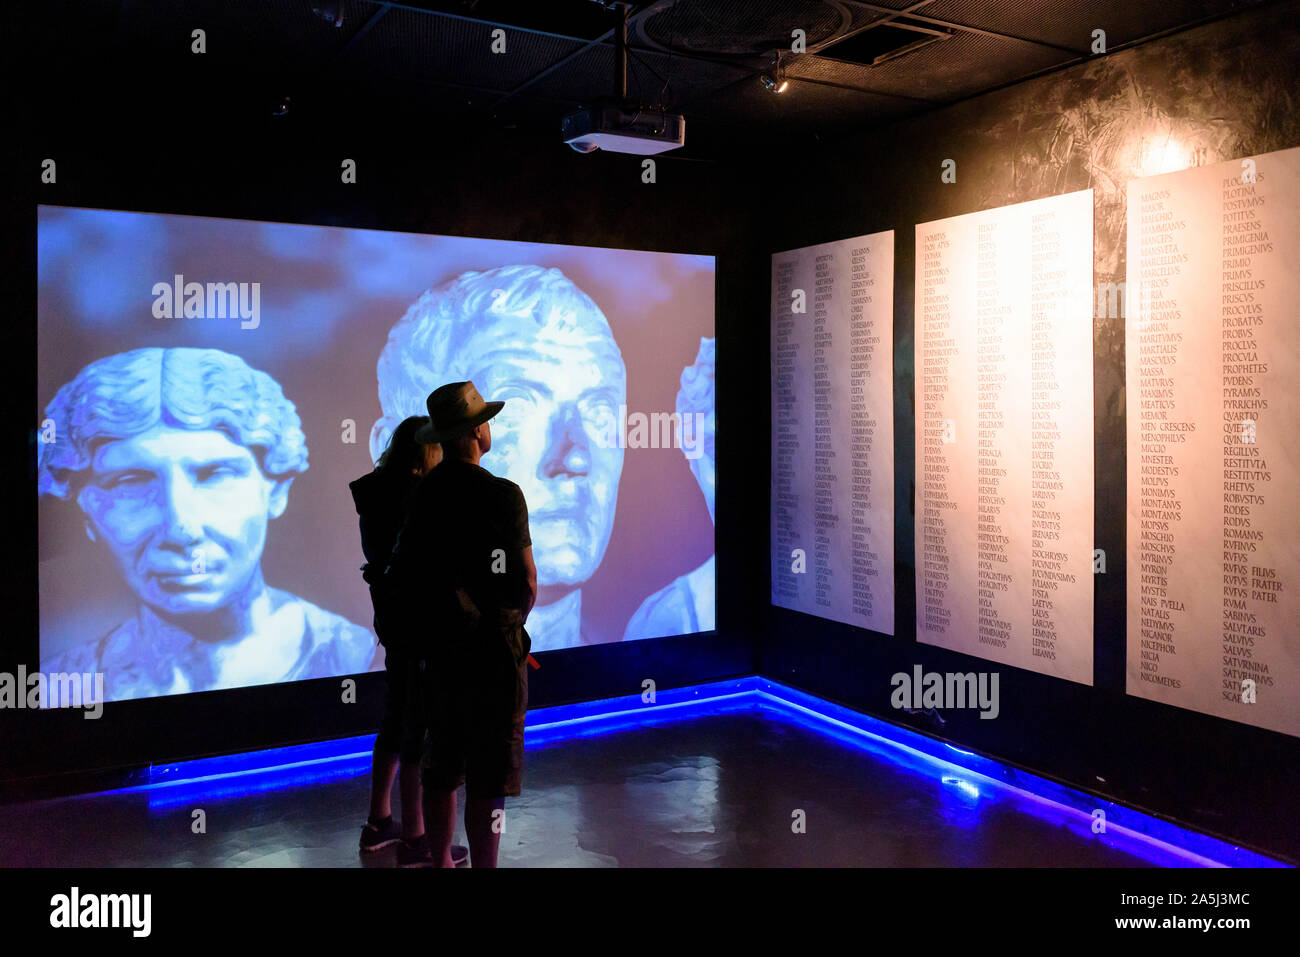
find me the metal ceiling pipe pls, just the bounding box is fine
[615,2,628,101]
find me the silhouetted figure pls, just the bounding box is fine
[389,381,537,868]
[350,416,466,867]
[373,265,624,650]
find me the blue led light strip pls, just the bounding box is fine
[85,675,1286,866]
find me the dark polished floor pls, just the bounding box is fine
[0,710,1152,867]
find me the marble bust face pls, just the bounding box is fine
[39,346,374,699]
[75,424,290,622]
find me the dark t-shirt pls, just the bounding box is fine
[348,467,423,650]
[349,467,421,569]
[390,457,532,663]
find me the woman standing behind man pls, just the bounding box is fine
[350,416,468,867]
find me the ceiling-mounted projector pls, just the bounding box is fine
[563,2,685,155]
[562,105,686,155]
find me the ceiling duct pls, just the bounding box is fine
[817,18,954,67]
[641,0,848,58]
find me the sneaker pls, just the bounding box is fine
[396,834,434,868]
[392,837,475,868]
[396,837,470,868]
[359,815,401,852]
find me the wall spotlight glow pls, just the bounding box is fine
[1137,130,1192,176]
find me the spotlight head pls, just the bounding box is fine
[271,95,292,117]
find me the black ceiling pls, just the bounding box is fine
[24,0,1279,159]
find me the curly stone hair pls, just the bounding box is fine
[676,336,715,420]
[38,347,309,499]
[370,263,623,463]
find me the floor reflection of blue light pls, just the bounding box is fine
[749,679,1286,868]
[81,675,1287,866]
[942,776,981,800]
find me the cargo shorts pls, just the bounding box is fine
[421,632,528,798]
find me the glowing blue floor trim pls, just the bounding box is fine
[83,675,1287,866]
[747,680,1284,868]
[95,678,759,809]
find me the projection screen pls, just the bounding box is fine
[36,206,715,703]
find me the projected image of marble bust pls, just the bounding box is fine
[38,347,376,701]
[624,336,716,639]
[372,264,626,650]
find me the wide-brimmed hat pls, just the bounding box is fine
[415,380,504,444]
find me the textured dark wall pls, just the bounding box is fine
[759,0,1300,860]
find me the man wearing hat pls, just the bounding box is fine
[388,380,537,868]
